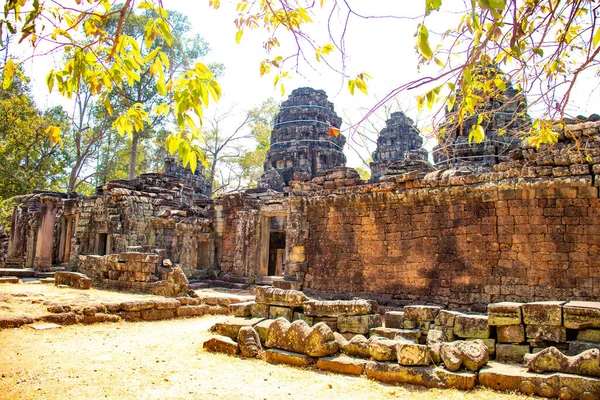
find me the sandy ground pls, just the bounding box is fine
[0,315,536,400]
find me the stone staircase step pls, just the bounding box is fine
[220,275,253,284]
[191,279,249,290]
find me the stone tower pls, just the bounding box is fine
[433,66,530,168]
[259,87,346,190]
[369,111,429,182]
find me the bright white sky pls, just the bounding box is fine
[19,0,600,170]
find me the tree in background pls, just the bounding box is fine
[0,76,69,198]
[200,98,279,197]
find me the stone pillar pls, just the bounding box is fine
[34,198,58,272]
[63,216,73,263]
[6,206,25,267]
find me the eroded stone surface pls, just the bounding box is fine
[404,305,441,322]
[265,349,316,367]
[369,337,398,361]
[210,317,265,340]
[303,299,376,317]
[365,361,477,390]
[265,318,338,357]
[434,310,462,327]
[340,334,371,359]
[440,340,489,372]
[337,314,381,334]
[255,286,309,308]
[384,311,404,329]
[526,325,567,343]
[454,314,490,339]
[564,302,600,330]
[316,355,367,376]
[488,302,523,326]
[396,340,431,366]
[522,301,564,326]
[203,335,239,355]
[238,326,263,358]
[496,344,530,364]
[497,324,525,343]
[525,347,600,378]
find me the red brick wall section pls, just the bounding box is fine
[303,180,600,310]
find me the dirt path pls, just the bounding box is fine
[0,316,533,400]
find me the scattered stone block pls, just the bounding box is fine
[203,335,239,355]
[365,361,477,390]
[293,312,314,326]
[526,325,567,343]
[488,302,523,325]
[120,300,155,312]
[337,314,381,334]
[152,298,180,309]
[265,318,338,357]
[0,315,34,329]
[396,340,431,366]
[141,308,175,321]
[317,355,368,376]
[369,337,398,361]
[265,349,315,367]
[496,344,530,364]
[522,301,564,326]
[210,317,265,340]
[564,302,600,329]
[250,302,269,318]
[370,327,406,340]
[255,286,309,307]
[47,304,71,313]
[437,326,455,342]
[237,326,263,358]
[54,272,92,289]
[403,320,419,329]
[479,361,600,399]
[341,334,371,359]
[497,324,525,343]
[404,305,441,322]
[394,329,422,343]
[303,299,376,317]
[454,314,490,339]
[120,311,141,321]
[467,338,496,357]
[384,311,404,329]
[578,330,600,344]
[254,319,276,345]
[268,305,293,321]
[440,340,489,372]
[426,329,447,363]
[81,313,121,324]
[525,347,600,378]
[434,310,462,327]
[228,301,254,317]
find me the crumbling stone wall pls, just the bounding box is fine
[295,121,600,308]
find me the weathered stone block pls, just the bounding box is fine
[369,337,398,361]
[120,300,155,312]
[203,335,239,355]
[254,319,276,345]
[496,344,530,364]
[384,311,404,329]
[394,329,422,343]
[525,347,600,378]
[454,314,490,339]
[396,340,431,366]
[141,308,175,321]
[370,327,406,340]
[210,317,265,340]
[237,326,263,358]
[522,301,564,326]
[404,305,441,322]
[488,302,523,325]
[440,340,489,371]
[303,299,376,317]
[176,305,209,317]
[434,310,462,327]
[466,338,496,357]
[564,301,600,329]
[313,316,337,332]
[229,301,254,317]
[250,302,269,318]
[317,355,367,376]
[337,314,381,334]
[497,324,525,343]
[55,272,92,289]
[119,311,141,321]
[569,341,600,356]
[365,361,477,390]
[152,298,180,309]
[578,330,600,344]
[265,318,338,357]
[526,325,567,343]
[254,286,309,307]
[268,306,293,321]
[341,334,371,359]
[265,349,315,367]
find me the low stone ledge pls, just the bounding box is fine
[265,349,315,367]
[203,335,239,355]
[210,317,266,340]
[0,276,21,284]
[303,299,377,317]
[364,361,477,390]
[55,272,92,289]
[255,286,309,308]
[316,355,367,376]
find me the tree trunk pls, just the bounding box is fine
[128,132,140,180]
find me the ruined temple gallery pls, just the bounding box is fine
[2,87,600,398]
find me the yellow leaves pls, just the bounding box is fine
[165,132,207,173]
[416,24,433,60]
[3,59,15,89]
[153,103,170,116]
[348,72,371,95]
[45,125,63,148]
[493,77,506,91]
[468,124,485,144]
[112,104,150,137]
[315,43,334,62]
[209,0,221,9]
[528,120,559,147]
[593,28,600,48]
[236,30,244,44]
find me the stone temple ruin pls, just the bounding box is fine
[2,86,600,398]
